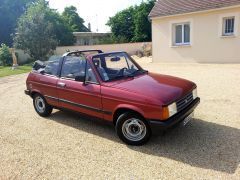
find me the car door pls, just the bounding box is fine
[57,56,103,119]
[34,59,60,107]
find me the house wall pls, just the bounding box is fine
[152,7,240,63]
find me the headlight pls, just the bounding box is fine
[162,102,177,120]
[193,88,198,99]
[168,102,177,117]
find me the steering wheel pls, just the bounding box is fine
[116,67,128,77]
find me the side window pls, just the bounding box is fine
[85,62,98,83]
[61,57,86,79]
[44,60,59,76]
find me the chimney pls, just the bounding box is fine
[88,23,91,32]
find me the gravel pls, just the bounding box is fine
[0,61,239,179]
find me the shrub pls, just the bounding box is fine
[0,44,12,66]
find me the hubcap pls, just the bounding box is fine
[122,118,147,142]
[35,96,45,113]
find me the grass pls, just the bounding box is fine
[0,65,32,78]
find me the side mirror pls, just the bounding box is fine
[75,75,85,82]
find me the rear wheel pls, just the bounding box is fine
[33,94,53,117]
[116,112,151,146]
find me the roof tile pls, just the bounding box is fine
[149,0,240,18]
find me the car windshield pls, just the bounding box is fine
[92,52,146,82]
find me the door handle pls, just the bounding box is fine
[57,82,66,88]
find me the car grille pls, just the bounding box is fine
[176,92,194,112]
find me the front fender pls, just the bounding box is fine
[113,104,145,118]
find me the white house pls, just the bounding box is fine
[149,0,240,63]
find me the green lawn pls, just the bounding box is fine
[0,66,32,78]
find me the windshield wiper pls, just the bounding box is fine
[116,74,134,79]
[105,70,147,82]
[106,74,134,82]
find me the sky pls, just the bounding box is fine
[48,0,145,33]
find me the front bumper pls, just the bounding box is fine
[148,97,200,131]
[24,90,31,96]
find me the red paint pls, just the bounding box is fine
[26,52,197,122]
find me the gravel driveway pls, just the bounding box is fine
[0,62,239,179]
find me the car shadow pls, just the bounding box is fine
[48,110,240,174]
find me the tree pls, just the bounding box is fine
[0,0,37,46]
[62,6,90,32]
[14,0,58,60]
[46,10,76,46]
[133,0,155,42]
[107,7,135,43]
[0,44,12,66]
[107,0,155,43]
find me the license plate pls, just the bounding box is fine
[182,113,194,126]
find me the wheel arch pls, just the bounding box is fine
[30,90,42,98]
[112,105,146,126]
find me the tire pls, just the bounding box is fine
[115,112,151,146]
[33,94,53,117]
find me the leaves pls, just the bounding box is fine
[0,44,12,66]
[0,0,37,46]
[45,9,76,46]
[13,0,58,60]
[133,0,155,42]
[0,1,89,47]
[107,0,155,43]
[13,0,92,60]
[107,7,135,43]
[62,6,90,32]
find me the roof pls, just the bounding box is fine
[149,0,240,18]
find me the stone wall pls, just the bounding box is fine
[16,42,152,63]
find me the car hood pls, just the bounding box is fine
[105,73,196,105]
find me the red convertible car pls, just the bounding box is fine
[25,50,200,145]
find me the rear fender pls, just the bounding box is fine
[29,89,42,98]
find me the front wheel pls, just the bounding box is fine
[33,94,53,117]
[116,112,151,146]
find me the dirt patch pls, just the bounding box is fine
[0,61,239,179]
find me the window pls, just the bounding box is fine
[223,17,235,36]
[61,56,86,79]
[173,23,190,45]
[84,39,89,45]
